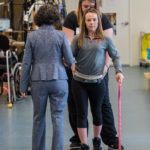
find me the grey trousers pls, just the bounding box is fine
[31,80,68,150]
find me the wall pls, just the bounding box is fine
[130,0,150,66]
[65,0,78,13]
[65,0,150,66]
[100,0,150,66]
[101,0,130,65]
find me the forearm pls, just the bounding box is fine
[104,28,113,68]
[105,52,111,68]
[113,59,123,74]
[103,54,110,77]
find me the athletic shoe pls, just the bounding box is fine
[70,135,81,150]
[80,144,89,150]
[70,142,81,150]
[108,143,124,150]
[93,137,102,150]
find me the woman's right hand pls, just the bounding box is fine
[71,63,76,76]
[116,73,124,83]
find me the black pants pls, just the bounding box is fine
[72,79,105,128]
[67,69,117,145]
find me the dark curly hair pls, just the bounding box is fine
[34,4,61,27]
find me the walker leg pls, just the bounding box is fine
[6,50,13,108]
[118,81,122,150]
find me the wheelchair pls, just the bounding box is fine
[0,34,22,107]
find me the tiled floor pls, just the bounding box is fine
[0,66,150,150]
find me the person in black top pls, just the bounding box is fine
[62,0,124,150]
[63,11,112,36]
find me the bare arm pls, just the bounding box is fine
[103,28,113,67]
[102,28,113,77]
[62,26,75,45]
[62,26,75,67]
[103,28,113,39]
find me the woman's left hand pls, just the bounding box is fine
[116,73,124,83]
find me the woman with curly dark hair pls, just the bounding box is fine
[34,4,61,27]
[20,5,75,150]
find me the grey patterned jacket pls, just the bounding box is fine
[20,25,74,92]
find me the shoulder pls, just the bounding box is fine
[63,11,78,31]
[71,35,79,47]
[53,30,67,39]
[55,30,64,35]
[74,34,79,39]
[104,35,111,40]
[104,36,113,44]
[72,35,79,42]
[101,13,113,30]
[26,31,37,43]
[27,30,36,38]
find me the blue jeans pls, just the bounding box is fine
[31,80,68,150]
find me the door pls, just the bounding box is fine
[101,0,130,65]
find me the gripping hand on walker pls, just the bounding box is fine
[116,73,124,83]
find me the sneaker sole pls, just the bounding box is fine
[108,146,124,150]
[70,147,80,150]
[108,147,119,150]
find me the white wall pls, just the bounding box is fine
[64,0,150,66]
[65,0,78,13]
[130,0,150,65]
[101,0,130,65]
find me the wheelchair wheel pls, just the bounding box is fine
[13,63,22,99]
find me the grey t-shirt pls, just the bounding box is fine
[71,36,122,83]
